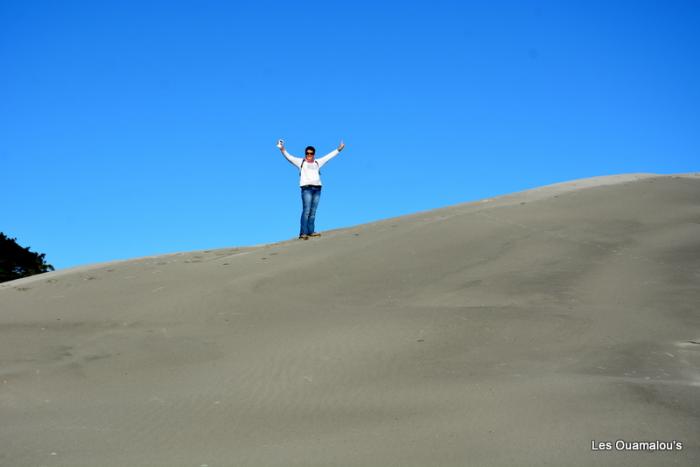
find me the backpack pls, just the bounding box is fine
[300,159,321,175]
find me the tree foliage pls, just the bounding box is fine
[0,233,55,283]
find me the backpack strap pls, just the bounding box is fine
[300,160,321,175]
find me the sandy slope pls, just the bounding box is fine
[1,173,699,467]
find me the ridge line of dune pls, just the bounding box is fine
[3,172,697,288]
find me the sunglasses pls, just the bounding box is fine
[305,152,315,156]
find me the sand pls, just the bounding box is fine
[1,173,699,466]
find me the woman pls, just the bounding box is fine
[278,140,346,239]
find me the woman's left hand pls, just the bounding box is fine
[338,140,345,152]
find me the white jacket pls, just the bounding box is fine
[282,149,340,186]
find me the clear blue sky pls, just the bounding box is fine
[2,0,699,269]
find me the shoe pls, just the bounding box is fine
[299,235,309,240]
[309,232,321,237]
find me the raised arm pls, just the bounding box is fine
[316,140,346,167]
[278,141,302,168]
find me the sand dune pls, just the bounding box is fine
[1,173,699,466]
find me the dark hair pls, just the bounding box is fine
[305,146,316,154]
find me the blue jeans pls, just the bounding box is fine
[300,185,322,236]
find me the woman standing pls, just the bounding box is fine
[278,140,346,239]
